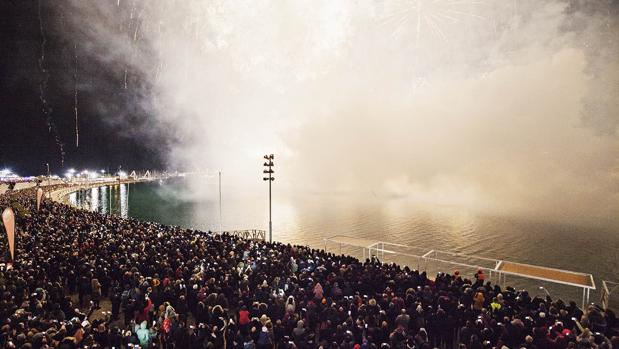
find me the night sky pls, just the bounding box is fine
[0,0,166,176]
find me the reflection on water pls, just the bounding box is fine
[71,184,130,218]
[68,179,619,302]
[91,187,99,212]
[100,186,108,214]
[120,183,128,217]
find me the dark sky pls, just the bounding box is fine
[0,0,166,176]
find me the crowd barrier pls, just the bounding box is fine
[324,235,597,309]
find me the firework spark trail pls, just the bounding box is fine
[37,0,65,165]
[133,21,140,41]
[124,0,143,90]
[155,62,162,83]
[133,3,143,42]
[74,43,79,148]
[425,14,448,41]
[183,41,189,83]
[380,0,487,44]
[378,5,413,38]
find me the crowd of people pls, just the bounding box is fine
[0,186,617,349]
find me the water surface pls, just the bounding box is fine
[69,178,618,304]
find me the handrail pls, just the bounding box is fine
[601,280,619,310]
[214,229,266,241]
[324,234,596,308]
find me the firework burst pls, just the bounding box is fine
[379,0,487,44]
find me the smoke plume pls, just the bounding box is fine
[63,0,619,228]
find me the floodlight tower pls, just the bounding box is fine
[263,154,274,243]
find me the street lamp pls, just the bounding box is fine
[263,154,274,243]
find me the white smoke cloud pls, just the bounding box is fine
[65,0,619,228]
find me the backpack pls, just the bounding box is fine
[257,331,271,346]
[162,318,172,334]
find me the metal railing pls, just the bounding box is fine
[215,229,266,241]
[601,280,619,311]
[324,235,596,309]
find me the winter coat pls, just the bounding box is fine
[135,321,154,347]
[313,282,324,300]
[91,279,102,299]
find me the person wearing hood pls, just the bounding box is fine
[134,321,155,348]
[285,296,296,315]
[314,282,324,300]
[290,258,298,274]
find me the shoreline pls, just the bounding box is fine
[47,178,153,206]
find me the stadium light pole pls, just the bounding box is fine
[263,154,274,243]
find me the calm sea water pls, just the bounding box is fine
[69,178,618,305]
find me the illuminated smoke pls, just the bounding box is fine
[63,0,619,228]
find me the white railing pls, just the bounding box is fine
[324,235,596,309]
[601,280,619,311]
[214,229,266,241]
